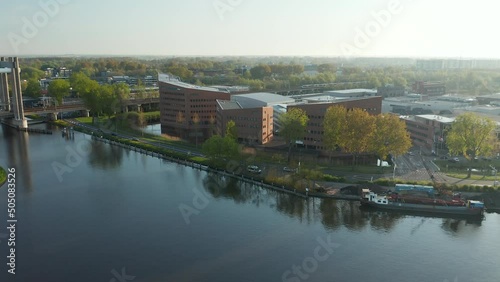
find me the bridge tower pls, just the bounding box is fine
[0,57,27,129]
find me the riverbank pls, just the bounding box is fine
[0,166,6,187]
[47,119,500,205]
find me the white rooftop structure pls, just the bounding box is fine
[231,93,295,108]
[158,73,223,92]
[324,89,378,98]
[416,115,455,124]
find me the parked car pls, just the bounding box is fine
[283,167,297,173]
[247,165,262,174]
[449,157,459,163]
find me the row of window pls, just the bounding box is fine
[190,99,212,103]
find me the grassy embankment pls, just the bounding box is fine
[52,112,206,164]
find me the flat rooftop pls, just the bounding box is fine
[216,100,242,110]
[229,93,296,109]
[325,89,378,94]
[158,73,223,92]
[416,115,455,123]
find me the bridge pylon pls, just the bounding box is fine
[0,57,27,129]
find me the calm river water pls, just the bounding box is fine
[0,124,499,282]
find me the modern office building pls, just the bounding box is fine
[400,115,454,152]
[216,93,295,144]
[288,96,383,150]
[159,73,247,140]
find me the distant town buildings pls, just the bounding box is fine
[377,85,405,98]
[416,59,500,70]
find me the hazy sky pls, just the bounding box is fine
[1,0,499,58]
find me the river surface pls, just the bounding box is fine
[0,123,499,282]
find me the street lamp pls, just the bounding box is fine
[393,163,397,180]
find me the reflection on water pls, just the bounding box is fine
[200,172,483,235]
[141,123,161,135]
[0,125,498,282]
[1,124,32,190]
[87,138,125,169]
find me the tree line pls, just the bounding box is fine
[19,57,500,95]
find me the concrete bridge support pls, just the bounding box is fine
[80,110,90,117]
[48,112,59,121]
[0,57,11,112]
[0,57,27,129]
[11,57,27,128]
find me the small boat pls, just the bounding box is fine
[360,187,485,217]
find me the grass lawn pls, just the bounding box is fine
[75,115,201,153]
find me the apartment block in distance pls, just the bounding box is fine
[158,73,248,140]
[288,96,383,151]
[412,81,446,96]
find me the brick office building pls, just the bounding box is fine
[400,115,454,152]
[159,73,247,140]
[216,93,295,144]
[288,96,383,150]
[412,81,446,96]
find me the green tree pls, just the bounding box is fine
[225,120,238,140]
[71,72,101,124]
[371,114,412,161]
[323,105,347,159]
[20,67,45,80]
[202,135,239,160]
[112,82,130,113]
[48,79,70,105]
[126,111,146,129]
[279,108,309,162]
[250,64,272,80]
[446,113,497,178]
[24,79,42,98]
[167,64,193,80]
[341,108,375,166]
